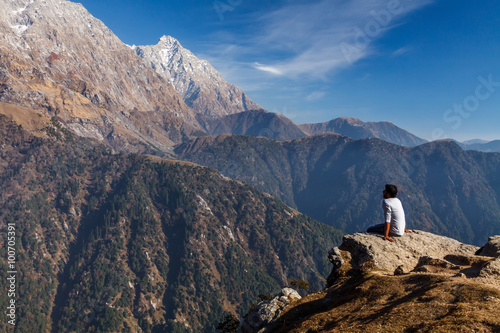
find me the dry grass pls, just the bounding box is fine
[271,272,500,332]
[0,102,50,135]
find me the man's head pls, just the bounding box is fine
[384,184,398,198]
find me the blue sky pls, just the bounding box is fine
[77,0,500,141]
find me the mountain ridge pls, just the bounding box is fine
[299,117,427,147]
[175,133,500,246]
[133,35,262,119]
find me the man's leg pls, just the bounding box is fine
[366,223,385,234]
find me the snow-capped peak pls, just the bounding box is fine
[133,35,261,118]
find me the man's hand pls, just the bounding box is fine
[384,222,393,242]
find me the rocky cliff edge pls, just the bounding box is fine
[240,232,500,333]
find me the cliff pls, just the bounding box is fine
[240,232,500,332]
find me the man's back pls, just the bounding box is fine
[382,198,406,236]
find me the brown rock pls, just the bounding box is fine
[338,230,478,273]
[476,236,500,258]
[479,259,500,278]
[394,265,404,275]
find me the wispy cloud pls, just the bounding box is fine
[205,0,433,81]
[392,45,413,57]
[254,63,284,75]
[306,91,327,101]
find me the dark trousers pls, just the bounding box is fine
[367,223,402,237]
[366,223,385,234]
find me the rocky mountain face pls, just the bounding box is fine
[299,117,427,147]
[0,114,343,332]
[133,35,261,119]
[243,231,500,332]
[0,0,205,154]
[175,134,500,245]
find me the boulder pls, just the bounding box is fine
[327,247,347,286]
[238,288,301,333]
[337,230,479,274]
[394,265,404,275]
[476,236,500,258]
[479,258,500,278]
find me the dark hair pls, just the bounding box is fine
[385,184,398,198]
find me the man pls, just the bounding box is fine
[367,184,412,242]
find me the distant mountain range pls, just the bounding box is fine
[0,0,202,153]
[175,134,500,246]
[199,110,430,146]
[458,140,500,153]
[299,117,427,147]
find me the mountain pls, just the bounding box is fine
[0,0,205,154]
[0,114,343,332]
[0,0,431,152]
[175,134,500,245]
[200,109,308,141]
[299,117,427,147]
[461,140,500,153]
[463,139,490,145]
[133,35,261,119]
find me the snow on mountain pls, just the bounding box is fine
[133,35,261,118]
[0,0,201,153]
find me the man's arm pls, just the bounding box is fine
[384,222,394,242]
[382,200,394,242]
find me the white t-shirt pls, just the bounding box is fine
[382,198,406,236]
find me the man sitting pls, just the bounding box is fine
[367,184,412,242]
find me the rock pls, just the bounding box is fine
[238,288,301,333]
[416,266,430,273]
[328,247,345,267]
[444,254,490,266]
[280,288,301,301]
[394,265,404,275]
[479,258,500,278]
[68,205,77,217]
[338,230,478,273]
[416,256,459,269]
[476,236,500,258]
[454,273,466,278]
[327,247,346,286]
